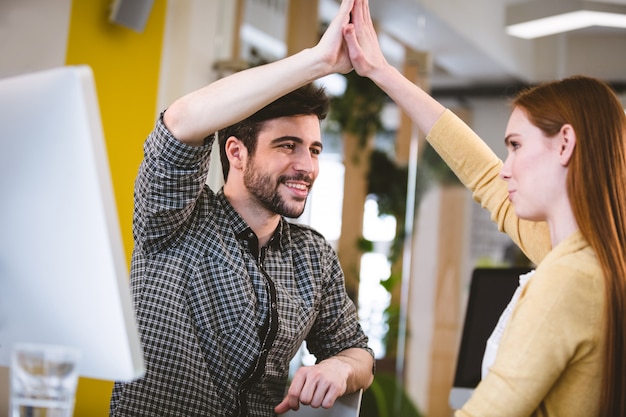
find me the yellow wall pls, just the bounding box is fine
[64,1,166,415]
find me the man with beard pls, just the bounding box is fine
[109,1,374,416]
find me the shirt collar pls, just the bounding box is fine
[217,189,284,252]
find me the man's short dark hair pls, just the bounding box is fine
[218,83,329,181]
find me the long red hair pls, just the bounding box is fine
[513,75,626,416]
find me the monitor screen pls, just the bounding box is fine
[0,66,145,384]
[449,267,531,409]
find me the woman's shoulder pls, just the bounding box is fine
[540,231,602,285]
[529,234,604,313]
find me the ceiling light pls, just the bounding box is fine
[506,0,626,39]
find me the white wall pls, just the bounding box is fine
[0,0,72,79]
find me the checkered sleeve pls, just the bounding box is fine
[133,115,215,253]
[305,237,374,362]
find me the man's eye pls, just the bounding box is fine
[311,148,321,156]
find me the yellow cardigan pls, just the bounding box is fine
[427,110,605,417]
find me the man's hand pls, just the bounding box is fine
[311,0,355,76]
[274,358,350,414]
[274,348,373,414]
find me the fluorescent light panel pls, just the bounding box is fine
[506,0,626,39]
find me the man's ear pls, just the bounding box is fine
[559,124,577,166]
[224,136,246,171]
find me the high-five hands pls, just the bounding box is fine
[313,0,356,76]
[343,0,388,79]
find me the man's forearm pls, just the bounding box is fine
[161,0,356,147]
[332,347,375,393]
[163,49,333,146]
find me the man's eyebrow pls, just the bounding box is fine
[271,136,324,150]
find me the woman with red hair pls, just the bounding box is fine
[343,0,626,415]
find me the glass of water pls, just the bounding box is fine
[10,343,81,417]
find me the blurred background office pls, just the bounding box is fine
[1,0,625,415]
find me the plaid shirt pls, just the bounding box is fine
[110,116,372,417]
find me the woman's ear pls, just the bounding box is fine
[558,124,577,166]
[224,136,246,171]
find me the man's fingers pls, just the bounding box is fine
[274,397,296,415]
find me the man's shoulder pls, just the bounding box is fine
[285,221,331,246]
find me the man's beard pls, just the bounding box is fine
[243,161,312,219]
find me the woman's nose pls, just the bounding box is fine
[500,156,512,181]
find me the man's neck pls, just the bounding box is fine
[223,186,280,248]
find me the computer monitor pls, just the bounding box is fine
[449,267,531,410]
[0,66,145,385]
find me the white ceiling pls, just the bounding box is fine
[316,0,626,97]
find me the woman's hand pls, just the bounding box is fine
[343,0,389,79]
